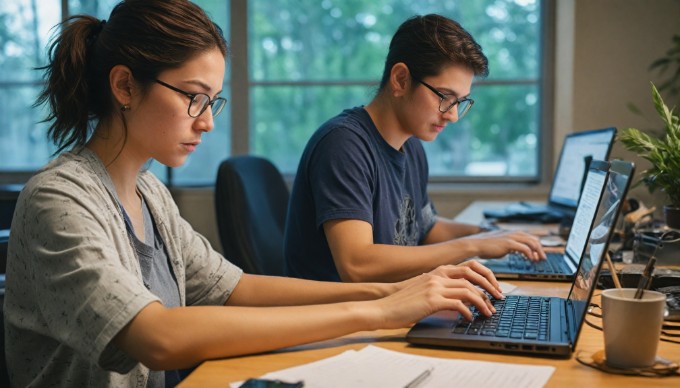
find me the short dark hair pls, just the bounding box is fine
[379,14,488,89]
[36,0,228,154]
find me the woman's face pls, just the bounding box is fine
[126,47,226,168]
[396,64,474,142]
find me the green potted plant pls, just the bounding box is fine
[619,82,680,228]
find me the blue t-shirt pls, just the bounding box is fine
[284,106,437,281]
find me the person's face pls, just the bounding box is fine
[127,47,226,168]
[397,64,474,142]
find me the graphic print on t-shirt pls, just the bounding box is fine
[394,195,419,245]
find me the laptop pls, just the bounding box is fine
[480,160,610,281]
[483,127,617,223]
[407,160,635,358]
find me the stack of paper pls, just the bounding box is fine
[231,345,555,388]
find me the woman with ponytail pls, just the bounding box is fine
[5,1,503,387]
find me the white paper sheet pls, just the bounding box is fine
[231,345,555,388]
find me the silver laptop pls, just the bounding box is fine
[481,160,610,281]
[483,127,617,223]
[407,160,635,358]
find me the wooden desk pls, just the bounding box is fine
[179,280,679,387]
[180,201,679,387]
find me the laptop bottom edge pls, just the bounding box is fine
[493,273,574,282]
[405,336,572,358]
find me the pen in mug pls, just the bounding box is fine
[633,230,671,299]
[634,256,656,299]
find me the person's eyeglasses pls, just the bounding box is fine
[414,77,474,118]
[154,79,227,118]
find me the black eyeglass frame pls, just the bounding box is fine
[154,79,227,118]
[413,77,474,118]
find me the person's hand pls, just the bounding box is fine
[372,273,496,330]
[462,230,546,261]
[391,262,503,300]
[425,261,503,300]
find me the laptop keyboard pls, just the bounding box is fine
[452,295,551,341]
[508,252,566,273]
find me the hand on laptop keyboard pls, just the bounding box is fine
[463,230,547,261]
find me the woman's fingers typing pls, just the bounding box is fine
[437,278,496,319]
[378,274,498,328]
[430,262,504,300]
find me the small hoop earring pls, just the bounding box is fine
[121,104,130,112]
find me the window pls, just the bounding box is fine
[248,0,547,182]
[0,0,551,186]
[0,0,230,185]
[0,0,60,171]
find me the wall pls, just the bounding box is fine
[568,0,680,212]
[175,0,680,252]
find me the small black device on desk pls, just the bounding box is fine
[239,378,303,388]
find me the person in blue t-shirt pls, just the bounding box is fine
[285,14,546,282]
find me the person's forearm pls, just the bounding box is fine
[226,274,396,306]
[337,240,478,283]
[422,217,483,244]
[116,301,378,370]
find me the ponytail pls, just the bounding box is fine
[34,0,228,155]
[35,16,103,155]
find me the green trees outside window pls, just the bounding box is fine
[0,0,544,185]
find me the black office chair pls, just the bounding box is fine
[214,156,289,276]
[1,229,9,386]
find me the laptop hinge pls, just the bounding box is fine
[564,299,576,346]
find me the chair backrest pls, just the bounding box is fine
[0,184,22,230]
[0,229,8,274]
[0,230,8,385]
[214,156,289,276]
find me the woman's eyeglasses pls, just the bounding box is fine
[155,79,227,118]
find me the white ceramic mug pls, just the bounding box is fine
[601,288,666,369]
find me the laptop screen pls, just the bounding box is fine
[564,162,608,261]
[549,128,616,209]
[566,160,634,342]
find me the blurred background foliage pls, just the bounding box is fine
[0,0,542,184]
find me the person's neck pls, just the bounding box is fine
[86,124,145,203]
[364,94,410,151]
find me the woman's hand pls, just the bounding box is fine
[371,273,496,330]
[427,261,503,299]
[394,261,503,300]
[462,230,546,261]
[375,260,504,329]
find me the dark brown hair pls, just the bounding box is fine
[35,0,229,154]
[379,14,488,89]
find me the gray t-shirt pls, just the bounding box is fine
[122,197,182,388]
[4,147,243,387]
